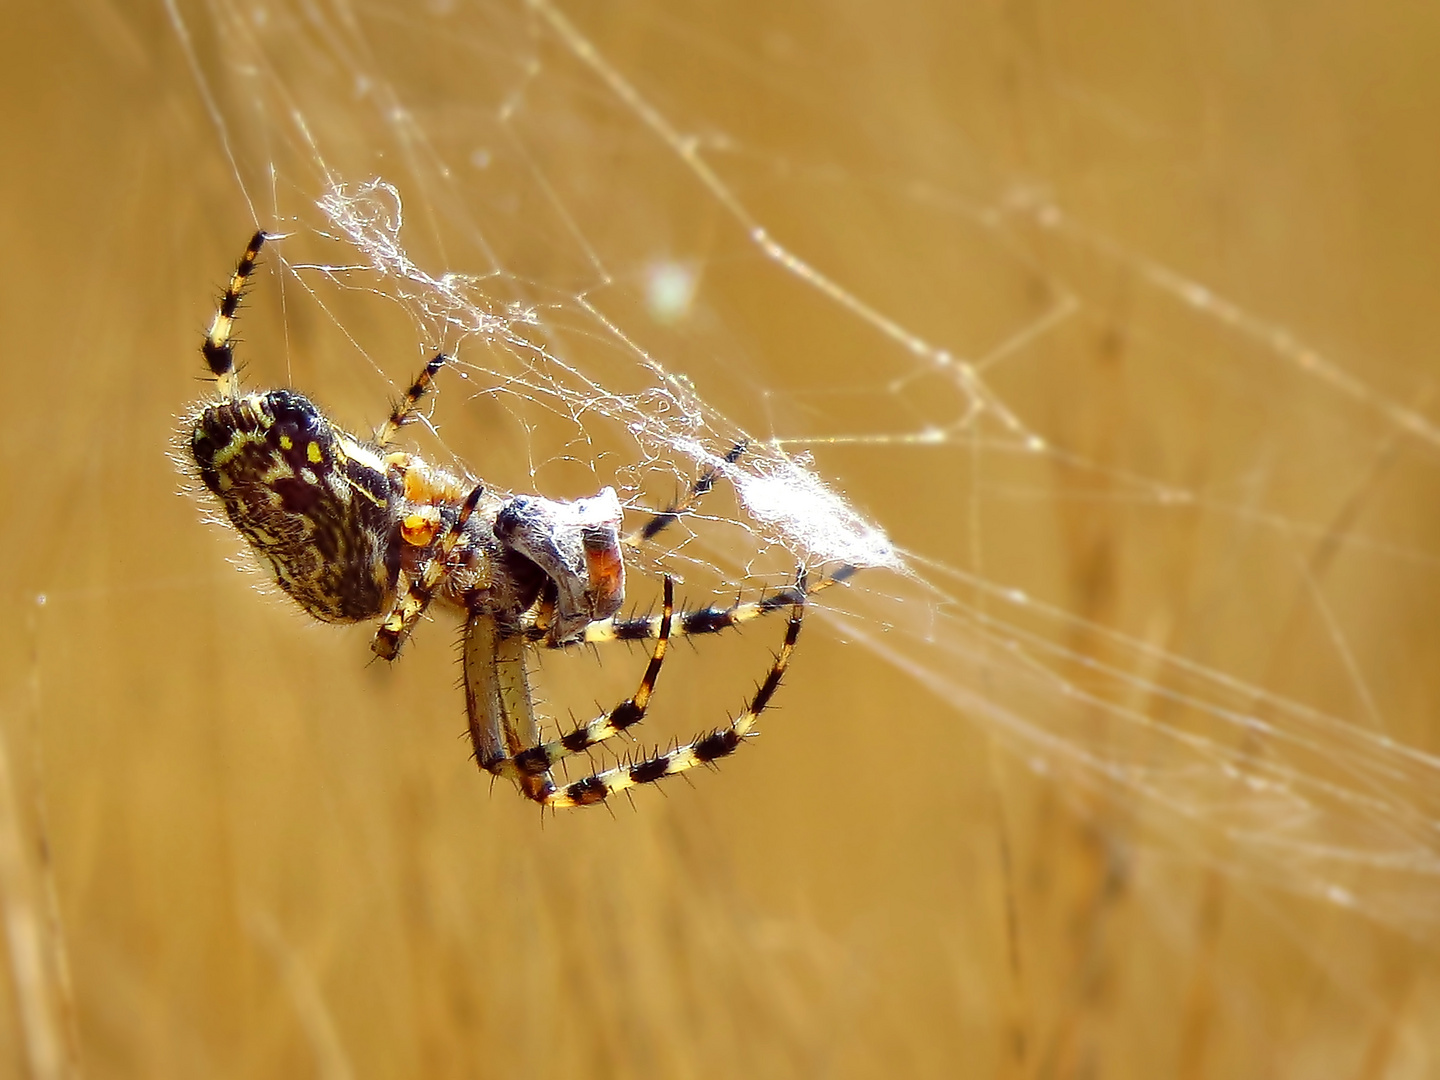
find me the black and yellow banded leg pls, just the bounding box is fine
[621,441,747,549]
[487,578,675,795]
[374,353,448,448]
[533,563,853,648]
[544,592,804,808]
[372,482,485,661]
[202,230,267,399]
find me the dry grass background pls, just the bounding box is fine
[2,0,1440,1076]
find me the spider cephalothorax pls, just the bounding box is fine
[186,231,830,808]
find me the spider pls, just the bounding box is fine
[185,231,841,807]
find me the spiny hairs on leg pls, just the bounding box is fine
[538,562,854,648]
[373,481,486,662]
[490,577,675,788]
[544,591,804,808]
[203,230,267,400]
[375,352,448,448]
[622,441,747,549]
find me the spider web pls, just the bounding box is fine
[163,0,1440,941]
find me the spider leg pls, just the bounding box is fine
[543,589,804,808]
[202,230,267,401]
[372,483,485,661]
[463,613,554,802]
[490,577,674,792]
[374,352,447,448]
[530,563,854,648]
[621,441,746,550]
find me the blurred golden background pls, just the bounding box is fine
[3,0,1440,1076]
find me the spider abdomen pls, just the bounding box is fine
[190,389,400,622]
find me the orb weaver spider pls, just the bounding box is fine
[185,232,839,807]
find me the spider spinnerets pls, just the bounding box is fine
[185,231,834,808]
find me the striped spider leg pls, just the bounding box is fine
[620,440,747,549]
[466,576,675,804]
[539,563,855,650]
[542,574,807,808]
